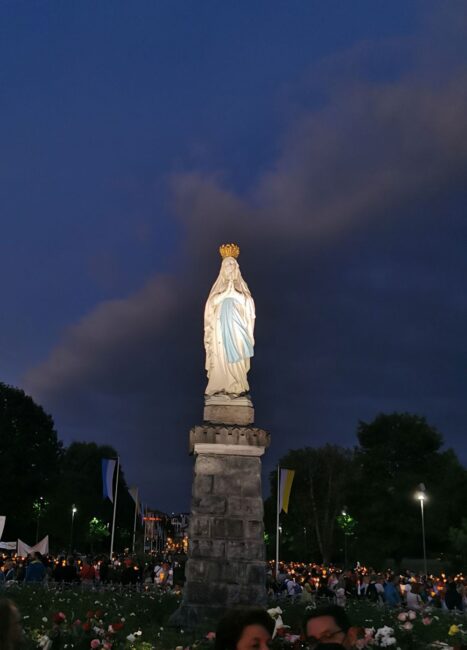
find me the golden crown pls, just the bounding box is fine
[219,243,240,259]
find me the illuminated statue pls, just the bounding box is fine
[204,244,255,397]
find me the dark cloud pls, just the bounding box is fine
[23,15,467,509]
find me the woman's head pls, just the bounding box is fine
[0,599,22,650]
[215,607,274,650]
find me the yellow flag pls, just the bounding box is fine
[280,469,295,513]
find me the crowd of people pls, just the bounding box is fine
[268,561,467,612]
[0,551,185,590]
[2,552,467,614]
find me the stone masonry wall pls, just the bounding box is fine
[169,425,270,627]
[172,455,266,624]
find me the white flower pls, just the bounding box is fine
[130,612,135,617]
[42,617,48,623]
[126,634,136,643]
[38,635,53,650]
[407,610,417,620]
[267,607,283,618]
[135,631,142,637]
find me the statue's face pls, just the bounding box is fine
[222,257,237,280]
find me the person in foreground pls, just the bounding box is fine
[0,599,23,650]
[215,607,274,650]
[304,605,358,649]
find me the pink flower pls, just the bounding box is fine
[402,621,413,631]
[206,632,216,641]
[90,640,101,649]
[422,617,432,625]
[397,612,407,622]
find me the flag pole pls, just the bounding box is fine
[132,487,139,553]
[275,465,280,577]
[110,456,120,558]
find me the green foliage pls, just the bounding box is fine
[336,511,357,537]
[265,445,355,563]
[266,412,467,567]
[351,412,467,566]
[88,516,110,539]
[448,517,467,570]
[0,383,138,551]
[0,382,62,540]
[32,497,50,519]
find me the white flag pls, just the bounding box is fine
[17,535,49,557]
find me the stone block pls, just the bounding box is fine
[226,541,264,561]
[195,455,225,475]
[220,561,248,584]
[193,475,214,497]
[184,560,208,582]
[207,582,230,606]
[244,520,263,539]
[190,539,226,559]
[213,474,241,495]
[247,563,266,585]
[189,516,211,538]
[192,495,227,515]
[241,475,262,497]
[239,584,268,606]
[203,403,254,425]
[211,518,244,539]
[228,496,263,518]
[226,583,241,602]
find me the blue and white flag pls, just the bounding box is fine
[102,459,117,503]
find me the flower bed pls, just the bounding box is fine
[3,585,467,649]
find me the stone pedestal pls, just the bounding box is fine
[170,422,270,627]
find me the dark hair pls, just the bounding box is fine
[302,605,351,636]
[0,599,22,650]
[215,607,274,650]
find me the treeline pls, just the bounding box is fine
[264,413,467,569]
[0,382,136,550]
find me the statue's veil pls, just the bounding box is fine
[206,257,251,300]
[204,257,255,375]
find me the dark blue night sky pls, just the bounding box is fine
[2,1,467,510]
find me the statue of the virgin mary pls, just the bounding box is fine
[204,244,255,398]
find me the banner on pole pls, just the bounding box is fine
[0,515,5,540]
[0,541,16,551]
[102,459,117,503]
[279,469,295,514]
[17,535,49,557]
[129,486,139,513]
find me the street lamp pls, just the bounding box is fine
[342,506,348,567]
[415,484,428,576]
[70,505,77,553]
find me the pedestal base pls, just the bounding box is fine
[170,425,270,628]
[203,395,254,426]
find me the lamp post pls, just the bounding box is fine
[415,484,428,576]
[342,506,348,567]
[70,505,77,553]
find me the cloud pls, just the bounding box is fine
[25,274,178,398]
[23,16,467,507]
